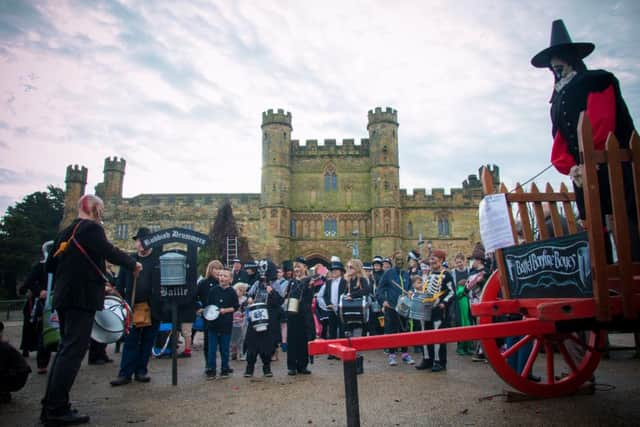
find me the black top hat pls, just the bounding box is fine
[531,19,594,68]
[329,261,345,272]
[407,250,420,262]
[282,260,293,271]
[372,256,383,266]
[382,257,393,265]
[363,262,373,271]
[132,227,151,240]
[232,258,242,264]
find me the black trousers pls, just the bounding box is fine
[42,308,94,415]
[286,316,309,371]
[245,351,271,373]
[384,308,408,354]
[88,338,108,362]
[327,311,343,339]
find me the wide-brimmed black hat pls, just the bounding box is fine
[132,227,151,240]
[329,261,345,272]
[294,256,307,266]
[531,19,594,68]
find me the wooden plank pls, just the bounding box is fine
[531,183,549,240]
[606,133,635,319]
[631,132,640,242]
[515,184,534,242]
[578,112,610,321]
[481,165,495,195]
[546,183,565,237]
[505,193,576,203]
[592,149,633,163]
[560,182,578,234]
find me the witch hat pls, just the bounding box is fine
[531,19,594,68]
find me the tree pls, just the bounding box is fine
[198,201,250,273]
[0,185,64,298]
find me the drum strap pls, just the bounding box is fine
[67,222,110,283]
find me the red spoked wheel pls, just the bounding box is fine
[477,272,605,398]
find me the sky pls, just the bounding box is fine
[1,0,639,216]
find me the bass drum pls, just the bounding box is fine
[92,295,130,344]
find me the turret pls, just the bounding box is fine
[259,109,292,261]
[102,157,126,200]
[368,107,402,256]
[61,164,88,229]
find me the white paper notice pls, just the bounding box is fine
[478,193,515,253]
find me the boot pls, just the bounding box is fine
[244,364,254,378]
[356,355,364,375]
[415,358,433,370]
[263,363,273,377]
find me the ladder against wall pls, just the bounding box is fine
[226,236,238,267]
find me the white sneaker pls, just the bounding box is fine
[402,354,415,365]
[388,355,398,366]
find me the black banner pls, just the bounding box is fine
[141,227,209,249]
[502,232,592,299]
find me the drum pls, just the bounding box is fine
[92,295,130,344]
[339,294,370,325]
[248,302,269,332]
[203,305,220,321]
[409,293,430,321]
[285,297,300,314]
[395,294,411,318]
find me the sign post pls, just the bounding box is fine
[144,228,210,386]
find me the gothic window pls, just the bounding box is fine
[290,219,297,237]
[324,217,337,237]
[407,221,413,238]
[438,216,450,237]
[324,163,337,191]
[116,224,128,240]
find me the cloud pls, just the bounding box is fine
[0,0,639,212]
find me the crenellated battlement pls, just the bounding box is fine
[104,156,126,173]
[367,107,398,128]
[262,108,292,128]
[65,164,88,184]
[291,138,370,157]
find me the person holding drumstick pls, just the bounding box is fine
[285,257,315,376]
[42,195,140,426]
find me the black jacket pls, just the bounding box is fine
[206,285,239,334]
[322,277,348,308]
[46,219,136,312]
[117,251,162,321]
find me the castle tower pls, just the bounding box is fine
[259,109,292,261]
[60,164,88,229]
[368,107,402,258]
[102,157,126,200]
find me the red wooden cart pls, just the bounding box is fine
[308,113,640,426]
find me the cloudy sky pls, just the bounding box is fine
[1,0,639,216]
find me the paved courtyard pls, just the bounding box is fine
[2,320,639,426]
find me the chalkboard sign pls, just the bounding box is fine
[502,232,592,299]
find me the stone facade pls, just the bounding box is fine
[61,107,498,264]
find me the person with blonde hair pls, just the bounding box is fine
[196,260,223,368]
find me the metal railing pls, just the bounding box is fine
[0,299,26,321]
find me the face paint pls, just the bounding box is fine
[552,64,566,80]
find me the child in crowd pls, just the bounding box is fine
[205,269,239,380]
[231,282,249,361]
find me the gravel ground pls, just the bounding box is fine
[2,321,639,426]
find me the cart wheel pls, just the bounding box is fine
[477,271,604,398]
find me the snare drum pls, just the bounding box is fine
[248,302,270,332]
[395,294,411,318]
[339,294,370,325]
[408,293,427,321]
[92,295,130,344]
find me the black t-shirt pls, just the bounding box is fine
[206,286,239,334]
